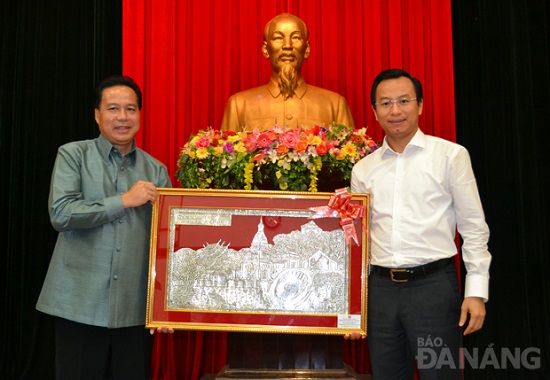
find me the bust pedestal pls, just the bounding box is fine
[214,333,360,379]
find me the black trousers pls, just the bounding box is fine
[54,317,154,380]
[367,261,463,380]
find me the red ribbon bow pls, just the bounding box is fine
[309,188,364,245]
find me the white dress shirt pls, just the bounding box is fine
[351,129,491,301]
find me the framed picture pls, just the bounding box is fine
[146,188,369,335]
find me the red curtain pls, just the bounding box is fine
[122,1,455,378]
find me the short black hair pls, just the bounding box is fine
[94,75,143,110]
[370,68,423,107]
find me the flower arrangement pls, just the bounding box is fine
[176,122,378,192]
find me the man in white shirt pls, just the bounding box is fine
[350,68,491,379]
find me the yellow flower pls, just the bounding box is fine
[308,135,323,146]
[189,136,200,147]
[233,142,246,153]
[313,156,323,170]
[337,143,357,159]
[309,175,318,192]
[279,182,288,191]
[342,143,357,156]
[227,135,242,144]
[196,148,209,159]
[309,166,318,192]
[213,147,224,156]
[275,171,282,179]
[188,151,196,158]
[244,162,254,190]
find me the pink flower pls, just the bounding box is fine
[257,133,273,148]
[244,136,258,151]
[195,138,210,148]
[223,142,235,154]
[279,130,300,148]
[326,140,339,150]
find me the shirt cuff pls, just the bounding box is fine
[104,195,125,221]
[464,274,490,302]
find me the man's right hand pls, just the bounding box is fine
[344,332,366,340]
[121,181,158,208]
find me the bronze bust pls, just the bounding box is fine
[221,13,355,132]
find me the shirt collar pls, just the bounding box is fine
[98,133,137,161]
[408,128,426,149]
[266,77,308,99]
[380,128,426,156]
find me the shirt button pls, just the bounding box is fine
[286,114,293,120]
[121,167,125,171]
[113,275,118,280]
[119,219,123,223]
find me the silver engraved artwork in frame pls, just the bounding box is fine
[166,207,349,314]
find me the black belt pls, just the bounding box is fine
[370,258,453,283]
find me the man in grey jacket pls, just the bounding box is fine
[37,75,172,379]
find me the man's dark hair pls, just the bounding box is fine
[94,75,143,110]
[370,68,423,107]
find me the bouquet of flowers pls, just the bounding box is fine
[176,122,378,192]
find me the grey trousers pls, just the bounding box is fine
[367,261,463,380]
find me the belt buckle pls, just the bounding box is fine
[390,269,409,283]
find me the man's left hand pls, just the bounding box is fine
[459,297,486,335]
[150,326,175,335]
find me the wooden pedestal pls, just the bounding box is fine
[214,333,361,380]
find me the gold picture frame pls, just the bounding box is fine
[146,188,369,335]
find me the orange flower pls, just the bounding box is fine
[253,152,266,162]
[212,130,222,140]
[266,131,278,141]
[276,144,289,155]
[294,140,309,153]
[350,134,364,144]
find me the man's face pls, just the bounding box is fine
[373,77,423,144]
[94,85,140,154]
[263,16,310,74]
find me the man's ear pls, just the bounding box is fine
[304,42,311,60]
[372,105,379,121]
[262,42,269,59]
